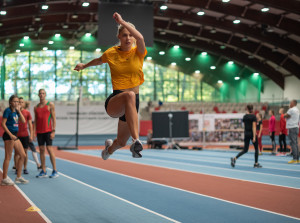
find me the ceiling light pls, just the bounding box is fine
[159,51,165,55]
[222,0,230,2]
[62,24,69,29]
[174,45,180,49]
[160,31,166,35]
[233,19,240,24]
[24,36,29,40]
[0,22,2,27]
[43,47,48,51]
[28,27,34,31]
[253,72,259,76]
[160,5,168,10]
[82,2,90,7]
[171,62,176,66]
[201,52,207,56]
[69,46,75,50]
[267,27,274,32]
[16,49,21,53]
[85,33,91,37]
[195,70,200,74]
[248,55,254,59]
[234,77,240,80]
[190,38,196,42]
[210,28,216,34]
[20,43,24,47]
[146,56,152,60]
[210,66,216,70]
[218,80,223,84]
[228,61,234,65]
[35,17,41,21]
[197,11,205,16]
[261,7,269,12]
[96,48,101,52]
[185,57,191,61]
[220,45,226,49]
[48,41,54,44]
[0,11,7,15]
[242,36,248,42]
[272,47,278,52]
[72,14,78,19]
[177,20,183,26]
[41,5,48,10]
[55,33,61,37]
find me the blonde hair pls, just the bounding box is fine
[116,22,136,47]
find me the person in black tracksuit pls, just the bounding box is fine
[231,104,262,168]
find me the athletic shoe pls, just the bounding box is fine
[101,139,113,160]
[14,169,17,175]
[36,170,47,178]
[12,166,16,170]
[259,152,263,155]
[15,176,29,184]
[37,165,42,170]
[23,169,29,174]
[254,163,262,168]
[1,178,14,186]
[130,139,143,158]
[49,170,59,178]
[288,160,297,164]
[230,157,236,168]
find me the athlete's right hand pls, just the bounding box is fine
[10,135,17,141]
[74,63,85,71]
[252,137,256,143]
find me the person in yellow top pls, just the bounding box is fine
[74,12,147,160]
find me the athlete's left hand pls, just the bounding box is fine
[113,12,124,24]
[50,131,55,140]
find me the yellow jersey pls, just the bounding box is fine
[101,46,147,90]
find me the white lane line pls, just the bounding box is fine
[0,168,51,223]
[53,156,300,221]
[67,150,300,190]
[26,160,180,223]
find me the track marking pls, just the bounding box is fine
[0,168,51,223]
[53,156,300,221]
[67,150,300,190]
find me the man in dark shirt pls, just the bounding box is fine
[231,104,262,168]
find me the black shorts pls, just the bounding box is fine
[105,90,139,122]
[2,132,18,141]
[19,136,29,149]
[37,132,52,146]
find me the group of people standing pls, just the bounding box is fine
[1,89,58,186]
[231,100,299,168]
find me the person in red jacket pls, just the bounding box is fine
[269,110,276,154]
[279,108,288,153]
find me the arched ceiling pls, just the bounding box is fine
[0,0,299,89]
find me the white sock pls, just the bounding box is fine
[32,152,40,166]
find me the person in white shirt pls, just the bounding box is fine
[284,100,300,164]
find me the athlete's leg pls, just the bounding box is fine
[29,141,41,167]
[46,145,57,171]
[108,120,131,154]
[39,145,47,172]
[236,135,251,160]
[23,148,28,170]
[107,91,139,140]
[13,140,26,178]
[2,140,14,179]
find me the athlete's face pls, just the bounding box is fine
[10,97,19,108]
[39,90,46,100]
[19,99,25,109]
[118,28,135,48]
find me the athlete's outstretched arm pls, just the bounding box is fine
[113,12,146,55]
[74,57,103,72]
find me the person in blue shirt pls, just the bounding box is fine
[1,95,29,185]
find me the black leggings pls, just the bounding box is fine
[279,134,287,152]
[105,90,139,122]
[270,131,276,152]
[236,134,259,163]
